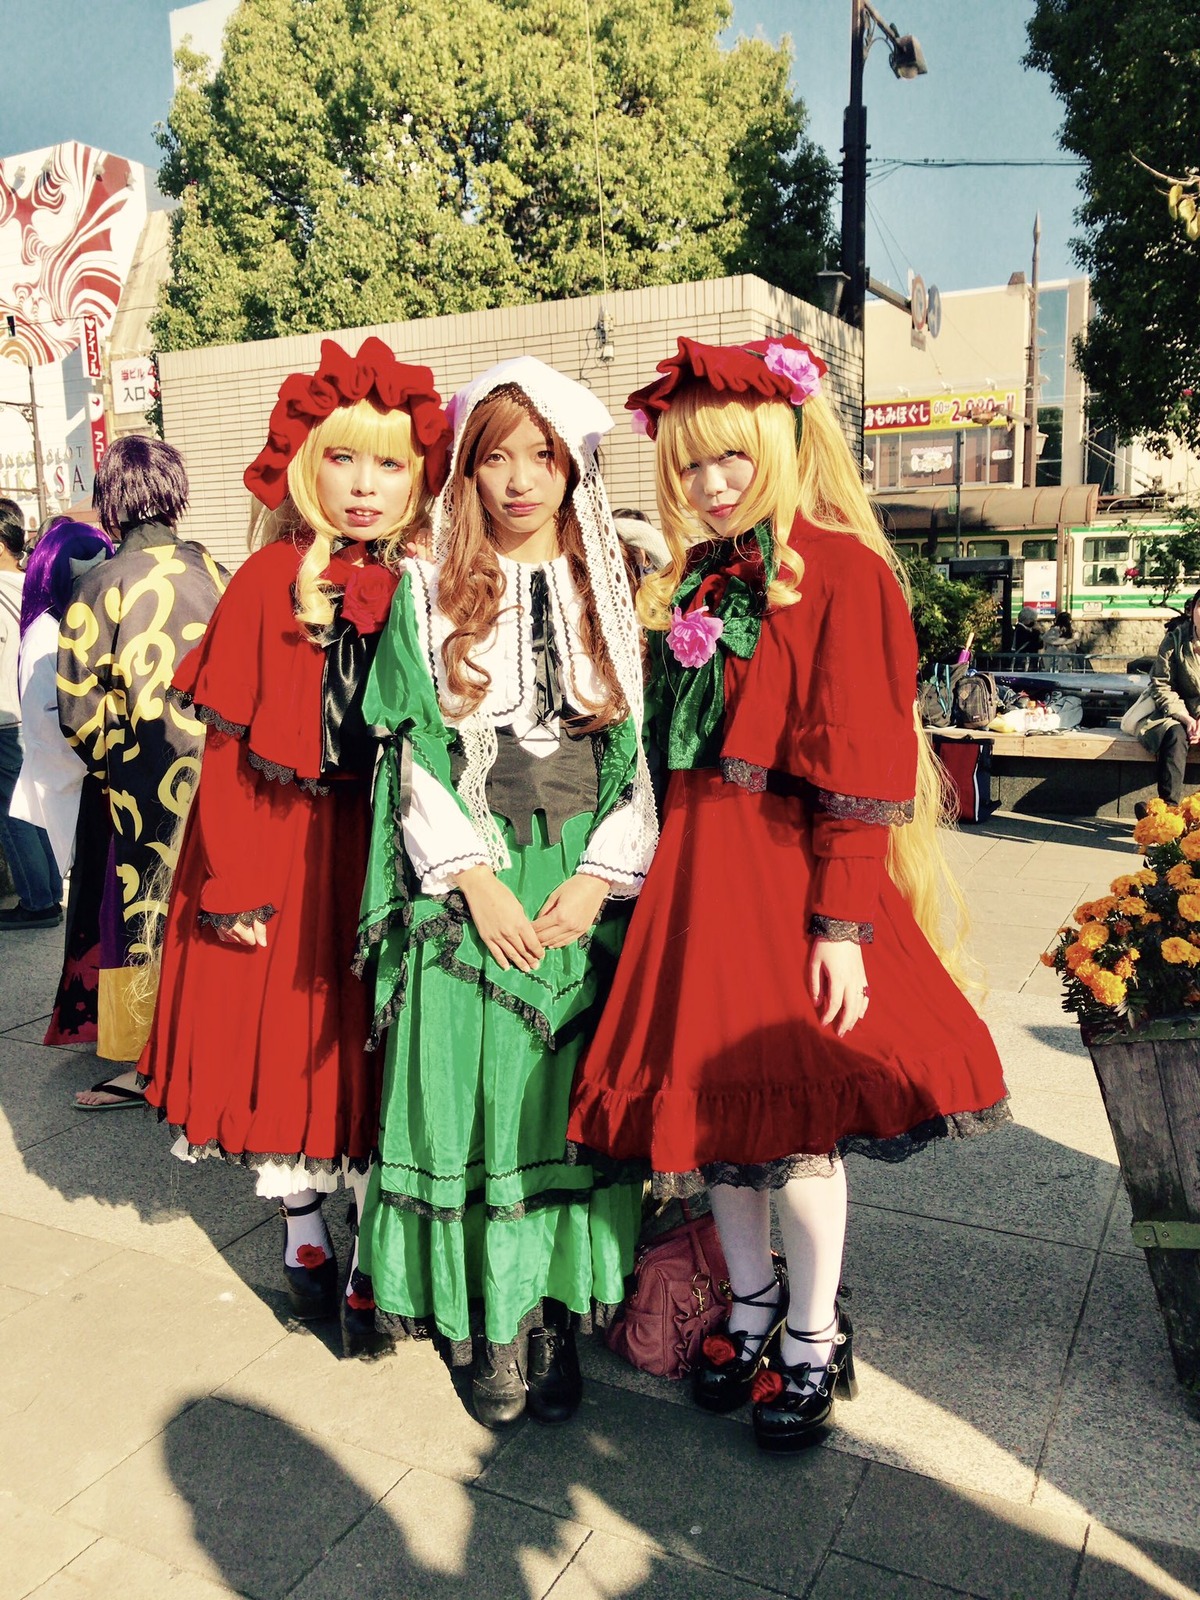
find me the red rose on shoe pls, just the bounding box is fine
[341,564,399,635]
[701,1333,738,1366]
[346,1287,375,1311]
[751,1369,785,1404]
[295,1243,328,1269]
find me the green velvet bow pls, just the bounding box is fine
[651,519,777,771]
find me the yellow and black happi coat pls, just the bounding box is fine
[56,519,227,1061]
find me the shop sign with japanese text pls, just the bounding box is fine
[864,389,1019,434]
[111,354,158,416]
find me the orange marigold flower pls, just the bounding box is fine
[1144,912,1163,923]
[1147,797,1169,814]
[1110,874,1136,897]
[1065,943,1093,971]
[1182,795,1200,823]
[1113,955,1135,979]
[1085,970,1127,1007]
[1077,922,1109,950]
[1112,920,1132,936]
[1135,812,1187,847]
[1039,951,1057,967]
[1161,937,1200,966]
[1181,831,1200,862]
[1180,893,1200,922]
[1134,869,1158,887]
[1116,897,1145,916]
[1167,862,1195,890]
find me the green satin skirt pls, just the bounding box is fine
[358,811,642,1351]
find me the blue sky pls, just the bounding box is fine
[0,0,1083,295]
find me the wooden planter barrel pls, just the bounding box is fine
[1086,1024,1200,1409]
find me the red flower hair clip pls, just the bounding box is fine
[244,336,453,509]
[626,334,828,439]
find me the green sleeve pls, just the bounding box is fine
[586,715,639,843]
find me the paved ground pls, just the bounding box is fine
[3,812,1200,1600]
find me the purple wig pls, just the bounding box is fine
[93,435,189,539]
[20,520,114,637]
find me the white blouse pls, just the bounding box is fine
[402,554,648,898]
[10,611,86,874]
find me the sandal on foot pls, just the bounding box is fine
[751,1308,857,1453]
[73,1077,145,1112]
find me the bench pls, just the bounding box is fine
[929,727,1200,820]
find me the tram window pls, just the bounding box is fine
[1022,538,1056,561]
[872,434,900,490]
[1082,536,1132,587]
[966,541,1008,558]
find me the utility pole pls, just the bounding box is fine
[1022,213,1041,490]
[840,0,869,333]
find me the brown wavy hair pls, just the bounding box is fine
[438,385,632,730]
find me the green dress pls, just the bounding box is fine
[356,558,646,1358]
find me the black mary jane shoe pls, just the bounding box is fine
[751,1308,858,1454]
[280,1196,338,1321]
[692,1273,786,1415]
[472,1337,528,1429]
[526,1310,583,1424]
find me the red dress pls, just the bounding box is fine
[140,539,382,1176]
[567,523,1009,1175]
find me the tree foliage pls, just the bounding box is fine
[154,0,835,350]
[1025,1,1200,453]
[1122,506,1200,610]
[899,554,999,669]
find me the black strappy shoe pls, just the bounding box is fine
[279,1195,338,1320]
[692,1273,787,1414]
[750,1307,857,1452]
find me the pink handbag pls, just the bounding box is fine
[605,1209,733,1380]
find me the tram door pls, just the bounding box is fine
[945,557,1017,654]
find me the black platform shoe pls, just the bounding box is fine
[751,1308,858,1453]
[340,1201,389,1360]
[472,1338,527,1428]
[526,1305,583,1423]
[692,1273,786,1414]
[280,1196,337,1320]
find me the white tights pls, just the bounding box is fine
[708,1159,848,1376]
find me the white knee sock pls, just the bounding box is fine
[773,1160,848,1377]
[346,1165,371,1290]
[280,1187,330,1268]
[707,1183,779,1339]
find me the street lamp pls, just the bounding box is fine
[837,1,928,333]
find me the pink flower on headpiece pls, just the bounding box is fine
[630,408,651,438]
[667,605,724,667]
[762,341,823,405]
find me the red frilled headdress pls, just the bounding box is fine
[627,334,828,440]
[243,336,453,508]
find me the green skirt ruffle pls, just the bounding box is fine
[359,811,642,1351]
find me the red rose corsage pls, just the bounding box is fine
[295,1243,328,1269]
[750,1368,786,1404]
[701,1333,739,1367]
[340,562,399,636]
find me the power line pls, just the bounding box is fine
[871,157,1084,170]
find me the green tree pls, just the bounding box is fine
[1025,1,1200,453]
[899,554,999,669]
[155,0,835,350]
[1122,507,1200,610]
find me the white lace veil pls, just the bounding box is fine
[430,355,657,878]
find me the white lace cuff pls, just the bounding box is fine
[405,760,490,897]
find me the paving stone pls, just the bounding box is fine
[1031,1253,1200,1548]
[546,1530,789,1600]
[66,1396,405,1600]
[1076,1525,1200,1599]
[0,1283,35,1321]
[28,1536,240,1599]
[0,1248,286,1508]
[290,1466,586,1600]
[476,1378,864,1594]
[0,1038,102,1150]
[575,1335,695,1414]
[835,1462,1087,1600]
[216,1323,501,1482]
[808,1552,983,1600]
[830,1209,1093,1499]
[0,924,74,1031]
[0,1494,96,1600]
[0,1213,118,1295]
[1100,1181,1141,1259]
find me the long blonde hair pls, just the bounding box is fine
[437,385,632,729]
[644,384,969,980]
[249,398,430,639]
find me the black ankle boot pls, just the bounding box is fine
[472,1338,527,1428]
[526,1306,582,1423]
[280,1197,337,1321]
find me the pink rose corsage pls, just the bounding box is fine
[762,340,823,405]
[630,408,652,438]
[667,604,724,667]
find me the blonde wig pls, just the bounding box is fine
[250,398,430,640]
[438,385,632,729]
[644,381,969,980]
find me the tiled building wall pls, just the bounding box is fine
[158,274,863,570]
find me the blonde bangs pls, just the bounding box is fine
[286,400,424,547]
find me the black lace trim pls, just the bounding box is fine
[814,787,915,826]
[568,1097,1012,1199]
[377,1296,622,1368]
[809,914,874,945]
[720,757,768,793]
[171,690,250,741]
[376,1176,626,1225]
[138,1102,372,1175]
[247,748,329,796]
[198,903,278,931]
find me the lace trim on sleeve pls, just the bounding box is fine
[808,913,874,945]
[199,903,278,930]
[813,787,914,826]
[720,757,768,793]
[170,689,249,741]
[576,857,645,896]
[422,848,490,883]
[247,749,329,796]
